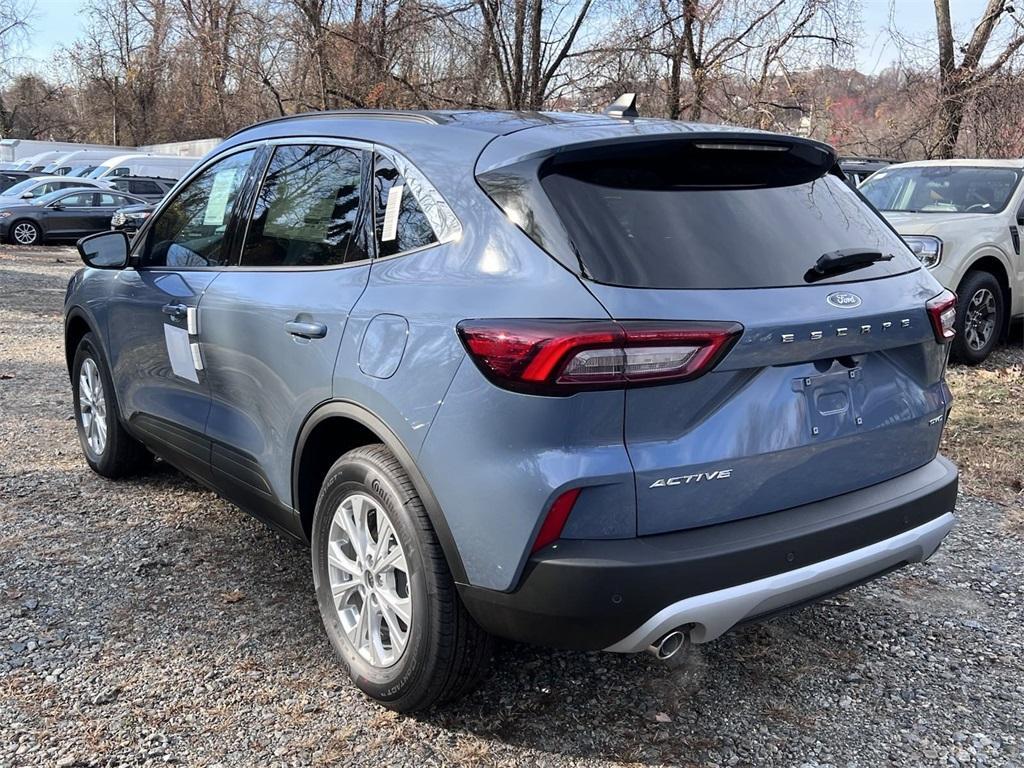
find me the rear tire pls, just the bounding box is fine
[9,220,41,246]
[71,333,152,478]
[952,271,1003,364]
[311,444,492,712]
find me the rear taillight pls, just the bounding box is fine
[457,319,742,394]
[926,290,957,343]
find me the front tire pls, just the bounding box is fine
[952,271,1004,364]
[311,444,492,712]
[9,220,41,246]
[72,333,151,477]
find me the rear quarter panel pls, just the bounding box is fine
[333,167,633,592]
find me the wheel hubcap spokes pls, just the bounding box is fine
[13,223,36,244]
[327,492,411,668]
[78,358,107,455]
[965,288,996,351]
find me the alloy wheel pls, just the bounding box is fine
[964,288,997,352]
[12,222,38,245]
[327,492,412,668]
[78,358,108,456]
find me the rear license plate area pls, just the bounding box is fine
[793,367,866,438]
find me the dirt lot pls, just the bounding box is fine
[1,245,1022,767]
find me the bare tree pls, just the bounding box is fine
[931,0,1024,157]
[477,0,595,110]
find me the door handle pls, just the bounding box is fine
[162,303,188,319]
[285,319,328,339]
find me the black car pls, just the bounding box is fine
[103,176,176,203]
[1,188,146,246]
[0,171,43,194]
[110,202,155,234]
[838,156,895,187]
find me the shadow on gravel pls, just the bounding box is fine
[414,602,863,764]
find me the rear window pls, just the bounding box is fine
[482,140,920,290]
[539,148,917,289]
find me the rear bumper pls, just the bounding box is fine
[458,455,958,651]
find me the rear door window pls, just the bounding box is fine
[372,154,437,257]
[240,143,368,268]
[98,193,135,207]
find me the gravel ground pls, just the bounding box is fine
[1,244,1022,768]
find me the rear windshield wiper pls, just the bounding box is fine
[806,248,894,282]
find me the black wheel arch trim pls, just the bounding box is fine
[292,400,468,584]
[64,306,111,380]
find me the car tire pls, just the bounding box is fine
[311,444,492,712]
[72,333,152,478]
[952,271,1004,365]
[9,220,41,246]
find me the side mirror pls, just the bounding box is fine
[78,231,130,269]
[50,202,64,211]
[20,192,33,199]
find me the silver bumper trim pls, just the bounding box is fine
[604,511,955,653]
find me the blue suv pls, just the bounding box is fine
[64,108,959,711]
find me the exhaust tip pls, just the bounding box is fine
[651,629,687,660]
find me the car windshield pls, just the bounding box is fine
[86,166,111,179]
[67,167,96,177]
[860,165,1022,214]
[0,179,39,197]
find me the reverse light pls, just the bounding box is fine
[926,290,957,343]
[532,488,582,553]
[903,235,943,268]
[457,319,742,395]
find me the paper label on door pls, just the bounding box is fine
[164,324,199,383]
[381,184,404,242]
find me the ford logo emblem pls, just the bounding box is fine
[827,291,862,309]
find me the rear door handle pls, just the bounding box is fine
[162,303,187,319]
[285,319,328,339]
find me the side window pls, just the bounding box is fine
[98,193,131,207]
[141,149,255,268]
[240,144,367,268]
[373,154,438,257]
[58,193,95,207]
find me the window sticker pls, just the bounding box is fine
[381,183,404,242]
[202,168,238,226]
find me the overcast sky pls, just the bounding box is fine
[19,0,992,76]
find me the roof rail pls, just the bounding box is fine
[226,109,447,139]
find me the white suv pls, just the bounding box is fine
[860,159,1024,363]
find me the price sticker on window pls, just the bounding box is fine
[381,184,404,242]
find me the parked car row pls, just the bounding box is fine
[2,149,198,180]
[1,147,191,245]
